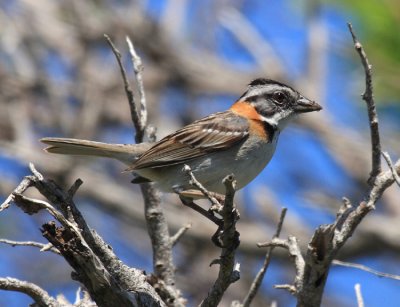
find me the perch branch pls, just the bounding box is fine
[200,174,241,307]
[179,196,222,226]
[183,164,222,210]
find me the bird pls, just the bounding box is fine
[41,78,322,198]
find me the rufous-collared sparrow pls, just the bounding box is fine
[41,78,322,196]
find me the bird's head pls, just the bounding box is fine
[236,78,322,131]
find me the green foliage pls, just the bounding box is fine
[331,0,400,101]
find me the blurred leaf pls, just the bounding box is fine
[329,0,400,100]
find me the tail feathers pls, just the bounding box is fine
[40,137,151,165]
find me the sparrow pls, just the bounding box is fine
[41,78,321,197]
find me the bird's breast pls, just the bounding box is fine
[230,135,278,189]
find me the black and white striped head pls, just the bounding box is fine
[239,78,322,130]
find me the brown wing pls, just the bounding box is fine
[127,110,249,170]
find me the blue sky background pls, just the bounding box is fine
[1,0,400,306]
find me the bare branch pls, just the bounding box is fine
[200,175,240,307]
[354,283,364,307]
[242,207,287,306]
[381,151,400,188]
[348,23,381,183]
[274,284,297,294]
[126,36,147,131]
[261,236,305,295]
[258,236,304,270]
[105,34,183,305]
[0,239,60,255]
[0,176,34,212]
[29,162,44,180]
[104,34,143,143]
[183,164,222,209]
[292,25,395,307]
[333,260,400,281]
[0,277,61,307]
[14,193,82,237]
[170,223,192,247]
[140,183,184,306]
[7,164,164,306]
[67,178,83,199]
[295,160,400,306]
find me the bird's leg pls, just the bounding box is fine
[179,196,223,227]
[176,189,230,219]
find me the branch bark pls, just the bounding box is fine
[0,277,61,307]
[241,208,287,306]
[107,36,184,306]
[200,174,241,307]
[348,23,381,184]
[256,24,400,307]
[1,165,166,306]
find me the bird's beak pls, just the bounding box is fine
[294,96,322,113]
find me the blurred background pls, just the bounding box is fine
[0,0,399,306]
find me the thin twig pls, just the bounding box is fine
[0,239,60,254]
[348,23,381,184]
[13,194,83,239]
[333,259,400,281]
[170,223,192,247]
[258,236,305,295]
[126,36,147,130]
[183,165,221,209]
[274,284,297,294]
[29,162,44,180]
[104,34,143,143]
[381,151,400,188]
[354,283,364,307]
[0,277,60,307]
[242,208,287,307]
[0,176,34,212]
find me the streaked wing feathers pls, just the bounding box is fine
[128,111,249,170]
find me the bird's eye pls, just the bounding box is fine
[274,92,285,104]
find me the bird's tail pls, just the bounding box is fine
[40,137,151,165]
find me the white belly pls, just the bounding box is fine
[136,134,279,194]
